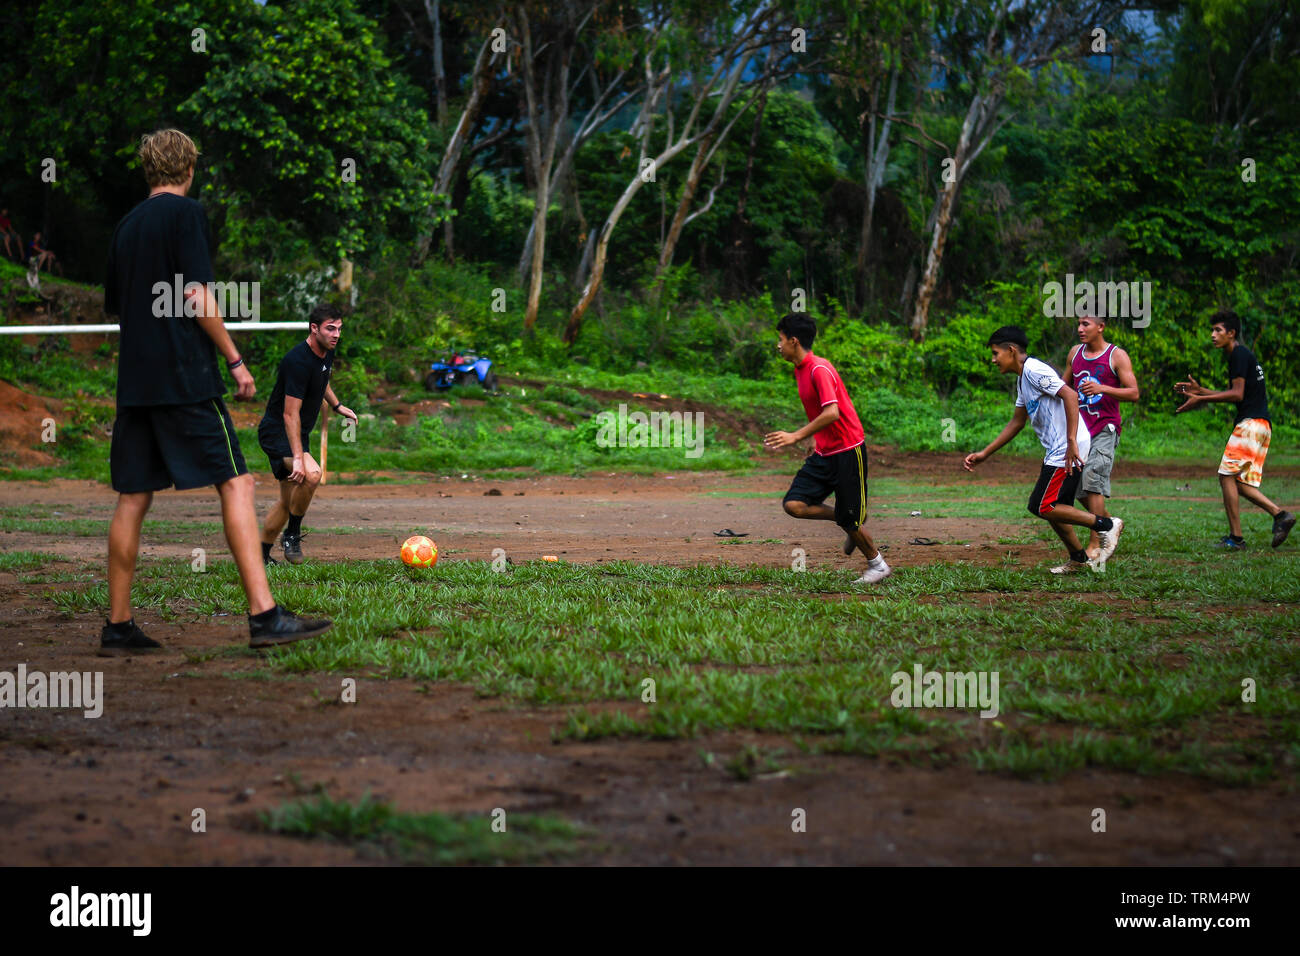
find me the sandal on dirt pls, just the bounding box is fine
[713,529,749,537]
[908,537,940,546]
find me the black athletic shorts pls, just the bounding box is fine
[1028,462,1082,518]
[257,422,310,481]
[110,398,247,493]
[783,443,868,532]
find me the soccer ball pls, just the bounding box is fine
[401,535,438,568]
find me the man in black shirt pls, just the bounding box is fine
[257,303,357,564]
[101,128,333,654]
[1176,310,1295,549]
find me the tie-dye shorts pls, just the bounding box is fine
[1218,418,1271,487]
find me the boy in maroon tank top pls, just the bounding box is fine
[1067,316,1140,565]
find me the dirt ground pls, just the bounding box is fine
[2,463,1298,865]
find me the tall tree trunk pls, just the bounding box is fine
[566,2,776,343]
[659,47,775,292]
[425,0,448,124]
[909,91,1003,339]
[563,136,697,344]
[515,65,639,283]
[518,5,574,333]
[723,75,769,294]
[856,67,897,309]
[412,36,497,267]
[653,132,714,280]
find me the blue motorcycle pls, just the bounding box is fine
[424,349,498,393]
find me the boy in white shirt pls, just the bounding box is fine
[963,325,1124,572]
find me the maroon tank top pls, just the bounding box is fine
[1071,343,1123,437]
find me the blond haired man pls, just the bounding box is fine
[101,129,332,654]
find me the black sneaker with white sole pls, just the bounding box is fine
[1272,511,1296,548]
[99,619,164,656]
[281,531,304,565]
[248,605,332,648]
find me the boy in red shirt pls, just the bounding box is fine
[765,313,890,584]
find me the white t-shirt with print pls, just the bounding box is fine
[1016,356,1091,467]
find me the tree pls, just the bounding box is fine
[412,4,510,266]
[1165,0,1300,145]
[811,0,935,312]
[907,0,1126,340]
[183,0,435,264]
[512,1,643,333]
[563,0,786,344]
[0,0,231,276]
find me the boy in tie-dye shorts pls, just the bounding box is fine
[1175,310,1295,549]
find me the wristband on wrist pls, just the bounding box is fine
[227,357,244,370]
[331,401,342,411]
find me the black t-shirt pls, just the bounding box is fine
[1227,344,1269,424]
[260,341,335,443]
[105,194,222,407]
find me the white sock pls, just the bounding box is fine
[869,553,887,567]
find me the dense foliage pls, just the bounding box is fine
[1,0,1297,451]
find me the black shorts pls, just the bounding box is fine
[783,443,868,532]
[1028,463,1082,518]
[258,423,309,481]
[110,399,247,493]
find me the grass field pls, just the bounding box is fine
[14,474,1297,796]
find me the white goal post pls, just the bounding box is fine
[0,322,308,334]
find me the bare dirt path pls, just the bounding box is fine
[0,468,1013,570]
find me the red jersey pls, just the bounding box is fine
[793,352,864,456]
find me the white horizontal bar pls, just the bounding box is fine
[0,322,309,334]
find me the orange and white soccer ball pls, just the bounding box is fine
[401,535,438,568]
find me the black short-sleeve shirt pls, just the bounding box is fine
[1227,344,1269,424]
[105,194,223,407]
[259,341,335,444]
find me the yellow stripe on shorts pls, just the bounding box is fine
[212,400,237,473]
[855,444,866,529]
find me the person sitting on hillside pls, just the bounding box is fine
[28,231,63,275]
[0,208,22,261]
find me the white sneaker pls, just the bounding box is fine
[1095,517,1124,564]
[854,555,892,585]
[1049,561,1087,574]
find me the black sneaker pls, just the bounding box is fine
[99,619,164,657]
[248,605,332,648]
[1272,511,1296,549]
[264,551,280,566]
[281,531,304,565]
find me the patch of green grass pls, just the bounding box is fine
[0,516,223,537]
[259,793,580,864]
[322,391,752,475]
[0,550,63,571]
